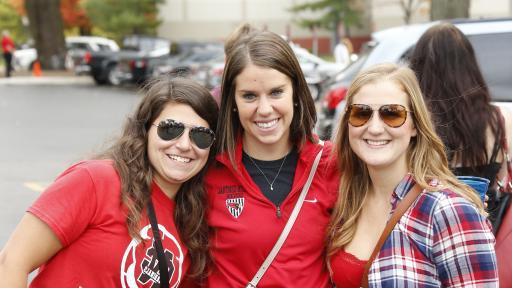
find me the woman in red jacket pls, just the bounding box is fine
[204,24,339,287]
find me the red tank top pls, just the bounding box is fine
[330,249,368,288]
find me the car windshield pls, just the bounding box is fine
[123,37,169,52]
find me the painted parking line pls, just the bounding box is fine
[23,182,49,192]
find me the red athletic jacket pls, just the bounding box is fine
[205,139,339,287]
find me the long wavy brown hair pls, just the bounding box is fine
[217,25,317,166]
[98,77,218,280]
[327,64,485,257]
[409,22,500,170]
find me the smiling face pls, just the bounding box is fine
[348,80,417,174]
[147,102,211,197]
[234,63,294,158]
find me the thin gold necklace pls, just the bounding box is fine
[247,153,288,191]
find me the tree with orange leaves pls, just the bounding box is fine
[10,0,91,35]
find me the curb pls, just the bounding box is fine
[0,76,94,86]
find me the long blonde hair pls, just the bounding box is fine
[326,63,485,256]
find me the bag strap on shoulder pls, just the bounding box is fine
[360,184,423,288]
[246,141,324,288]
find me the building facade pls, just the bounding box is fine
[157,0,511,54]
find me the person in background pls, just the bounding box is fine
[409,22,512,287]
[0,77,218,287]
[204,24,339,287]
[333,37,351,69]
[1,30,15,77]
[327,63,498,287]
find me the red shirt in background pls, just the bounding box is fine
[1,34,15,53]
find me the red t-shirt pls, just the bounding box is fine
[28,160,190,287]
[1,35,15,53]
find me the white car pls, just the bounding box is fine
[12,36,119,73]
[66,36,119,74]
[317,18,512,139]
[12,46,37,71]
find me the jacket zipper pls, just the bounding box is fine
[276,205,282,218]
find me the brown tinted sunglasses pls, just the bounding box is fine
[347,104,411,128]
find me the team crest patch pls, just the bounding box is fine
[226,198,244,218]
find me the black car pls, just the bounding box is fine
[87,35,171,85]
[127,41,224,86]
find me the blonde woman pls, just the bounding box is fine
[327,63,498,287]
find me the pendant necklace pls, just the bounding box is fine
[247,153,288,191]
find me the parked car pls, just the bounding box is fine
[87,35,171,85]
[290,43,345,100]
[66,36,119,74]
[123,41,224,86]
[316,18,512,140]
[12,36,119,74]
[12,45,37,71]
[151,45,224,87]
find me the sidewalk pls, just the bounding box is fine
[0,69,94,86]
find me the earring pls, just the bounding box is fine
[294,103,298,107]
[233,107,238,112]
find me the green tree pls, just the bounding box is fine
[289,0,362,43]
[0,0,29,44]
[84,0,164,43]
[431,0,470,20]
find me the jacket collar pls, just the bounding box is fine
[215,134,322,168]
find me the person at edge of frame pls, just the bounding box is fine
[0,77,218,287]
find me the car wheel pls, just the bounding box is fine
[107,64,122,86]
[93,73,108,85]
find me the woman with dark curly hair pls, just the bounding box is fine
[0,77,218,287]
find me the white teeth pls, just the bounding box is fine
[168,155,191,163]
[256,119,278,128]
[366,140,389,146]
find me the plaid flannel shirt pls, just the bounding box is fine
[368,174,499,287]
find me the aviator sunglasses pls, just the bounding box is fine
[153,119,215,149]
[347,104,411,128]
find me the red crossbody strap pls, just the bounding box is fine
[497,108,512,192]
[360,184,423,288]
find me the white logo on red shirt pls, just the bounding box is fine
[226,197,244,218]
[120,224,184,288]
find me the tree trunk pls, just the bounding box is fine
[430,0,470,20]
[25,0,67,70]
